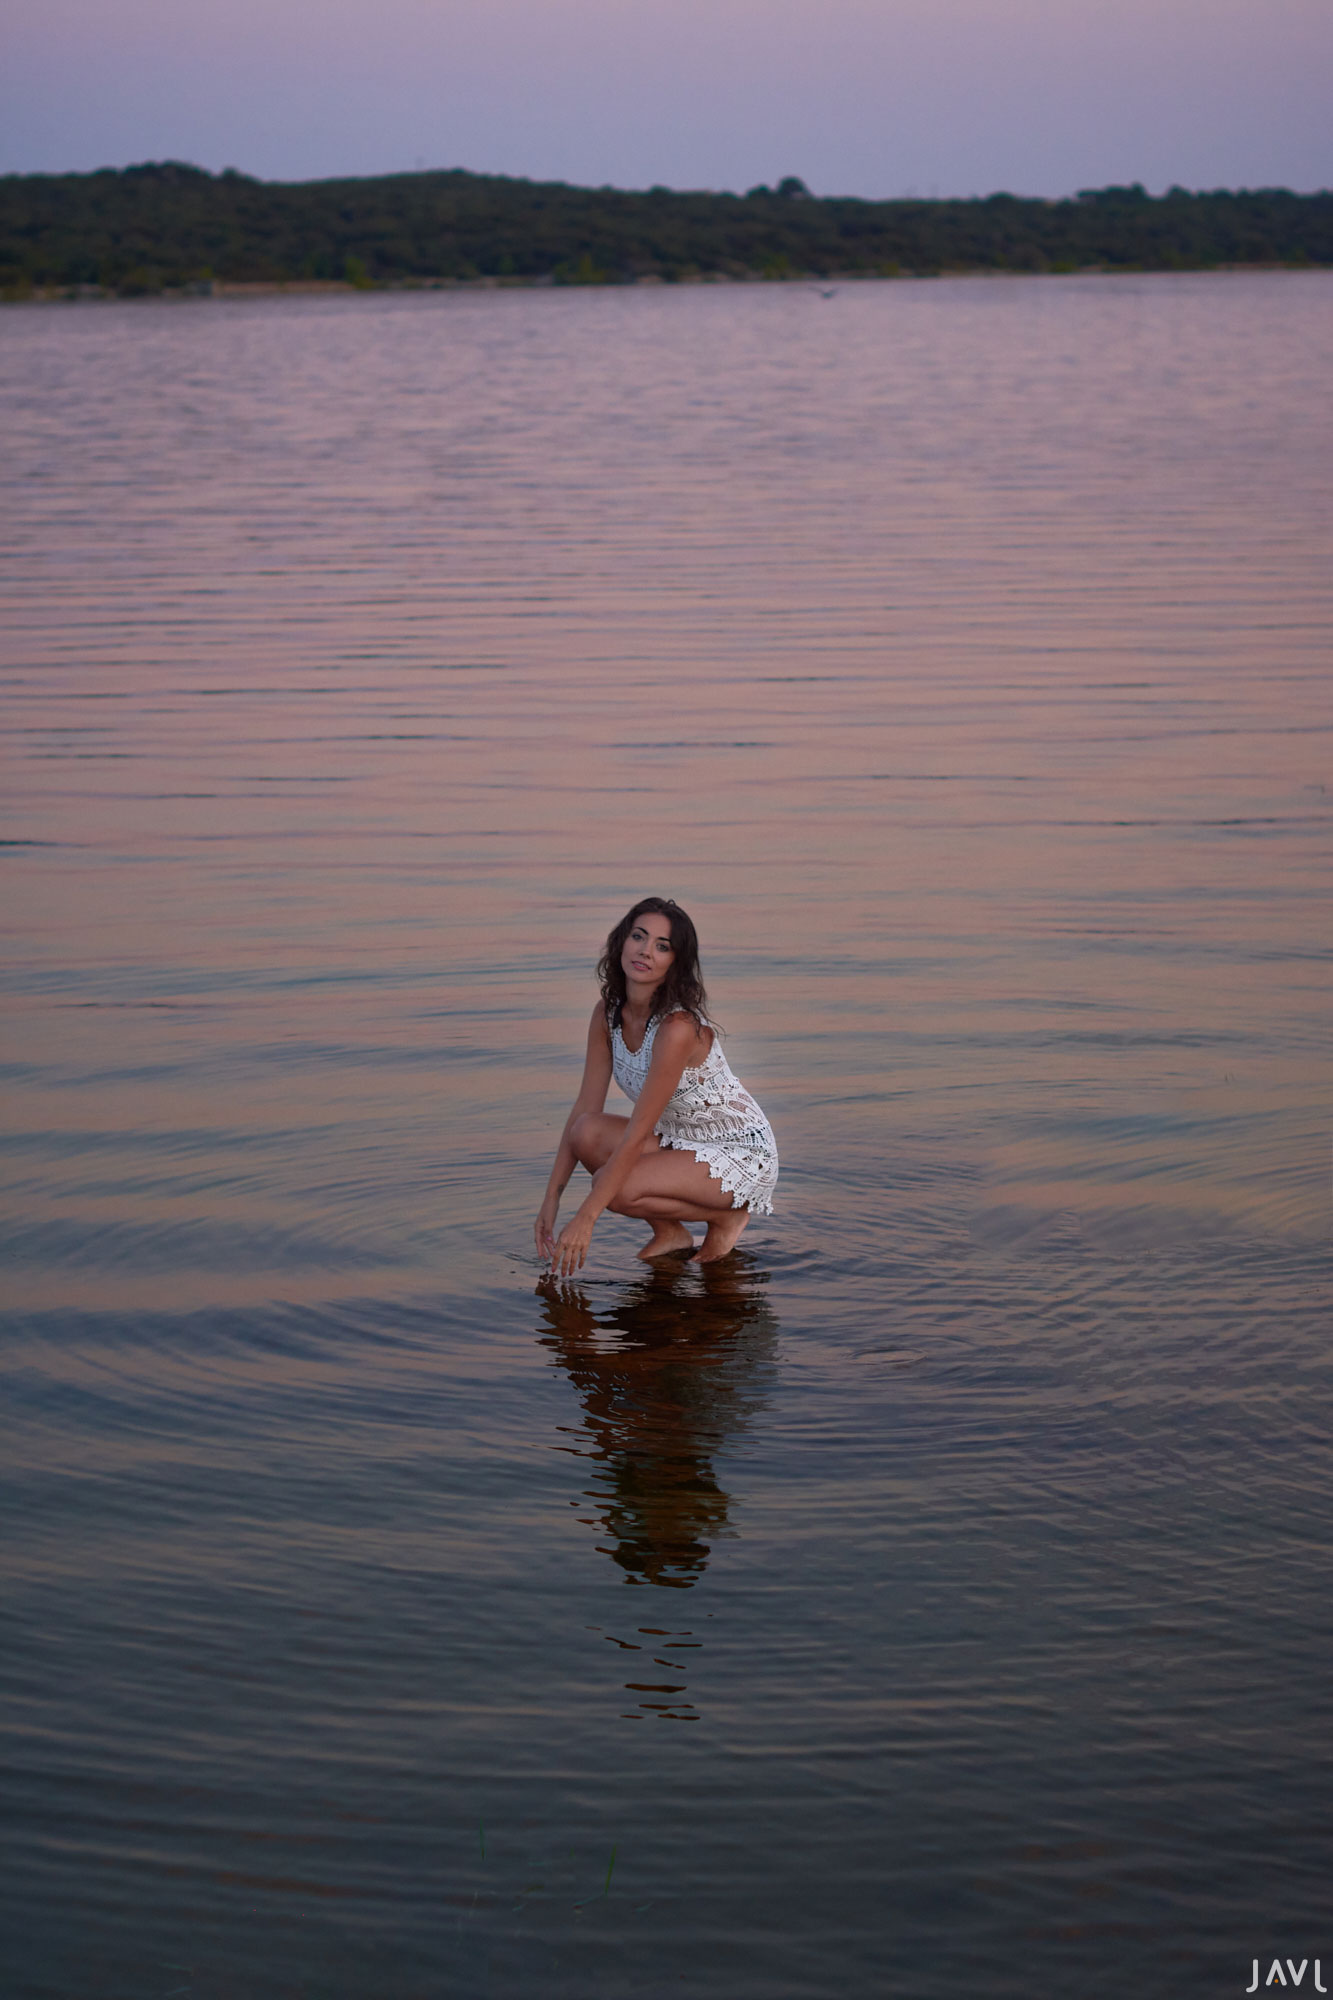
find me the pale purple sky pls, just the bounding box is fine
[5,0,1330,196]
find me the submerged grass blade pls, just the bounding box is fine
[573,1844,619,1909]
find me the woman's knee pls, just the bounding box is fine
[569,1111,609,1168]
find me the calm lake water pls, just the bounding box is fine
[2,272,1331,1999]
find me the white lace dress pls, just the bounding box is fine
[611,1010,778,1215]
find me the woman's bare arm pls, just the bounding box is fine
[535,1003,613,1257]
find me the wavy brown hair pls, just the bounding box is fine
[597,897,712,1030]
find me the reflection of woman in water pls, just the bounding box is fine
[536,897,779,1277]
[536,1258,778,1589]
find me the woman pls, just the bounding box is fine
[536,897,778,1277]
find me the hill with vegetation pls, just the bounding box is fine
[3,162,1330,296]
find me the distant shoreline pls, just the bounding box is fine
[7,263,1327,306]
[4,163,1329,300]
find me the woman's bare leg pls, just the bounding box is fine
[569,1112,695,1257]
[568,1112,751,1263]
[624,1182,750,1262]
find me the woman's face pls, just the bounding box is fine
[622,912,675,990]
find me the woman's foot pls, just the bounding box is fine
[696,1209,750,1262]
[637,1221,695,1260]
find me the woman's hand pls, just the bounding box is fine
[549,1208,596,1279]
[535,1202,559,1262]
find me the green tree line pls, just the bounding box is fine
[2,162,1329,296]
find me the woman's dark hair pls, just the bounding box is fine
[597,897,711,1030]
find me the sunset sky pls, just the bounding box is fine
[5,0,1330,197]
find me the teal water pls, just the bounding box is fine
[2,272,1330,1998]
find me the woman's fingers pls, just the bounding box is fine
[549,1218,591,1277]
